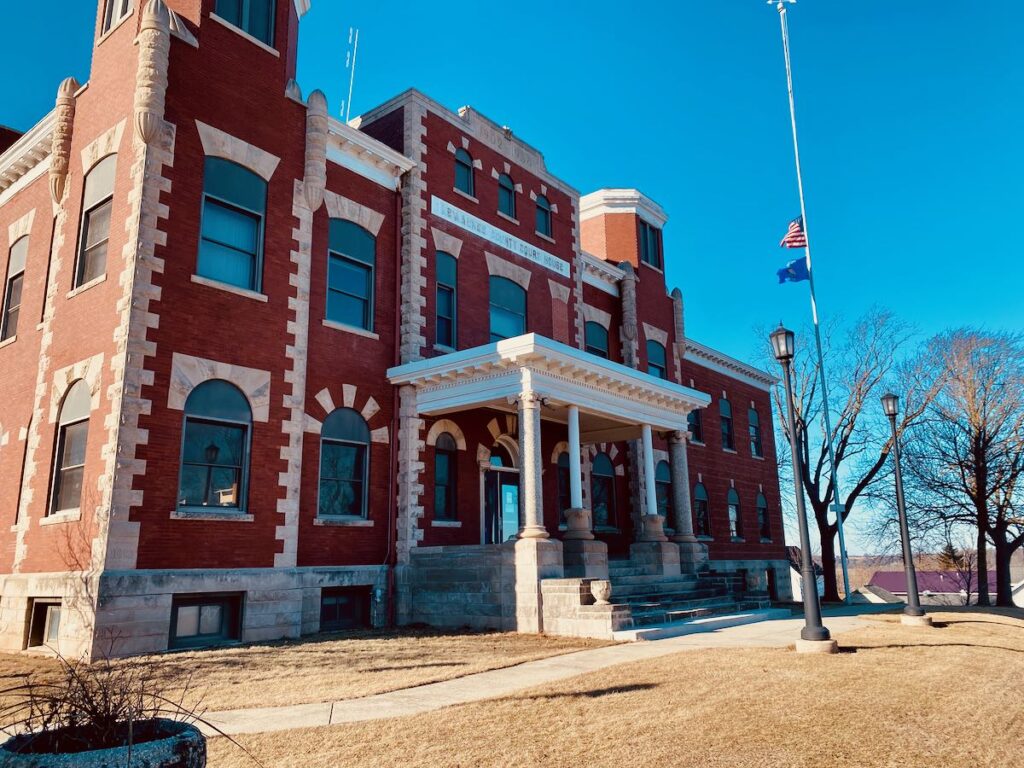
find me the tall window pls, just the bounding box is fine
[556,452,571,522]
[535,194,551,237]
[1,237,28,342]
[655,460,672,519]
[198,157,266,292]
[638,220,662,269]
[757,492,771,540]
[50,380,91,515]
[498,173,516,218]
[728,488,742,539]
[749,407,763,458]
[590,453,616,528]
[435,251,457,348]
[433,432,457,521]
[489,276,526,342]
[319,408,370,518]
[178,380,252,511]
[101,0,132,34]
[584,321,609,359]
[328,219,376,330]
[693,482,710,537]
[454,148,475,197]
[720,397,734,451]
[76,154,116,288]
[688,409,704,443]
[647,340,667,379]
[215,0,276,46]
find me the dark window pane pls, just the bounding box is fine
[2,273,23,340]
[203,201,259,252]
[322,408,370,443]
[54,466,84,512]
[198,238,255,289]
[78,200,112,285]
[436,252,457,285]
[498,174,516,218]
[61,421,89,469]
[248,0,275,45]
[329,219,375,266]
[688,409,704,443]
[204,158,266,214]
[535,196,551,236]
[585,322,608,358]
[454,150,474,196]
[215,0,243,26]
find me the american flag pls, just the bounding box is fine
[779,216,807,248]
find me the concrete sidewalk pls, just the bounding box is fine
[201,612,876,736]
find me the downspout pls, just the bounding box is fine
[385,178,404,626]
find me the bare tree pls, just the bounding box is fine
[763,309,934,602]
[899,330,1024,607]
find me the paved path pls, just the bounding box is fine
[202,612,878,736]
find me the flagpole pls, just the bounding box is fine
[775,0,852,603]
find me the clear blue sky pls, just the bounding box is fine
[5,2,1021,365]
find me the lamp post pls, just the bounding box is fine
[770,325,836,652]
[880,393,932,626]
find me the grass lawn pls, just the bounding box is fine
[0,628,608,713]
[207,609,1024,768]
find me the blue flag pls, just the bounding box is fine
[777,257,810,284]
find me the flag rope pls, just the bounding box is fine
[776,1,852,603]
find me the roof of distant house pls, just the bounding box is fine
[867,570,998,595]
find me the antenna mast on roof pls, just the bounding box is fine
[340,27,360,123]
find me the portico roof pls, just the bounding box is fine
[387,334,711,442]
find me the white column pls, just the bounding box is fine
[669,430,697,542]
[518,391,548,539]
[567,405,583,509]
[641,424,658,518]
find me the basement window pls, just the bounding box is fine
[320,587,371,632]
[170,593,242,649]
[27,599,62,649]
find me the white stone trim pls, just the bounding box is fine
[306,383,389,442]
[0,110,54,201]
[582,304,612,328]
[168,353,272,422]
[7,209,35,246]
[209,13,280,57]
[485,251,531,289]
[548,279,570,303]
[323,189,386,236]
[579,188,668,228]
[425,419,467,450]
[643,323,669,347]
[80,119,126,174]
[190,274,268,302]
[431,227,463,259]
[195,120,280,181]
[49,354,104,423]
[550,440,569,464]
[684,339,777,391]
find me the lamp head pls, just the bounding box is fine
[205,442,220,463]
[881,392,899,418]
[769,324,795,363]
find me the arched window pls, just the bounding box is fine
[328,219,376,330]
[591,453,616,528]
[757,492,771,540]
[693,482,710,537]
[454,148,475,197]
[727,488,742,539]
[489,442,514,468]
[655,460,672,518]
[435,251,457,348]
[556,452,571,522]
[198,157,266,292]
[585,321,609,359]
[498,173,516,219]
[320,407,371,518]
[489,276,526,342]
[687,408,704,443]
[76,154,117,288]
[720,397,734,451]
[434,432,458,521]
[2,236,28,342]
[177,380,252,511]
[647,340,667,379]
[215,0,275,46]
[749,407,763,458]
[50,380,91,514]
[535,194,551,237]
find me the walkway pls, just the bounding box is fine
[202,610,881,736]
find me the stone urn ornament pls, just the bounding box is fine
[563,508,594,540]
[639,514,668,543]
[591,579,613,605]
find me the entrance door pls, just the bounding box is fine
[483,444,520,544]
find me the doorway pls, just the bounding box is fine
[483,442,520,544]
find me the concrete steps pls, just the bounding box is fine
[612,607,792,641]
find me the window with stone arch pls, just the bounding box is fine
[197,157,267,292]
[319,407,371,518]
[590,452,616,528]
[749,406,764,458]
[585,321,609,359]
[433,432,458,522]
[655,460,672,519]
[757,492,771,541]
[489,276,526,342]
[498,173,516,219]
[535,194,552,237]
[646,340,668,379]
[177,380,252,512]
[435,251,457,348]
[1,236,28,342]
[727,487,742,539]
[454,148,475,197]
[328,219,376,331]
[693,482,710,537]
[50,380,92,515]
[76,154,117,288]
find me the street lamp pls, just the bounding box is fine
[881,393,932,626]
[770,325,836,652]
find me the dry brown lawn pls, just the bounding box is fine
[208,609,1024,768]
[0,628,608,714]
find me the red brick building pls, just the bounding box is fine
[0,0,789,657]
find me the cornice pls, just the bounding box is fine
[326,114,415,191]
[684,339,778,391]
[579,188,668,228]
[0,111,55,198]
[581,251,623,296]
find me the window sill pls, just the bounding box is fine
[731,537,746,543]
[96,9,134,46]
[535,230,555,245]
[432,343,457,354]
[191,274,268,302]
[322,318,380,340]
[722,448,738,455]
[696,535,714,542]
[209,13,280,57]
[431,519,462,528]
[315,516,374,527]
[751,454,765,461]
[171,508,254,522]
[40,509,81,525]
[594,525,620,534]
[689,441,705,448]
[67,273,107,299]
[0,335,16,351]
[496,210,519,226]
[452,187,478,204]
[640,261,665,275]
[760,537,773,544]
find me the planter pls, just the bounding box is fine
[562,508,594,540]
[591,579,613,605]
[1,718,206,767]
